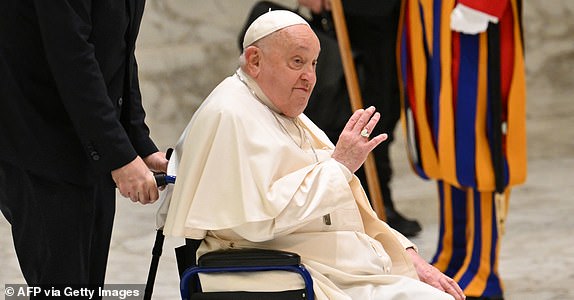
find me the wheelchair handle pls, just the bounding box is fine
[153,148,176,187]
[154,173,176,186]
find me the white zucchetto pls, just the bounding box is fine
[242,10,310,49]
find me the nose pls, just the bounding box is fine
[300,65,316,86]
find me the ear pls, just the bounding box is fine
[243,46,262,78]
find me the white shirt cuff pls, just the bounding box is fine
[450,3,499,34]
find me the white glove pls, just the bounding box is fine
[450,3,499,34]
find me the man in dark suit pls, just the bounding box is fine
[0,0,166,294]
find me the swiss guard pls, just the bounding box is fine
[398,0,526,299]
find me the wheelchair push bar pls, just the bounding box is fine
[153,173,176,186]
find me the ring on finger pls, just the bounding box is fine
[360,128,370,138]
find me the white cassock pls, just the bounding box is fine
[158,68,453,300]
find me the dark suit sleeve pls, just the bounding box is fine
[33,0,139,173]
[127,57,158,158]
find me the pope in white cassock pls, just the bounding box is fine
[158,10,465,300]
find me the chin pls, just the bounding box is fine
[283,111,300,118]
[281,108,303,118]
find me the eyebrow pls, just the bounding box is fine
[292,44,320,55]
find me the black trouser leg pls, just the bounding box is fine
[0,161,115,298]
[88,180,116,287]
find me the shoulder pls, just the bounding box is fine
[198,75,275,123]
[189,75,277,140]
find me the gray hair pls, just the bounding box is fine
[239,30,285,68]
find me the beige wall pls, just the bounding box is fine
[136,0,299,148]
[136,0,574,150]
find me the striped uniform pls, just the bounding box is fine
[398,0,526,297]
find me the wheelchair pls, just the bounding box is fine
[176,238,314,300]
[144,228,314,300]
[146,167,314,299]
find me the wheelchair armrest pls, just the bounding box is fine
[198,248,301,268]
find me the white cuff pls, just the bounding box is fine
[450,3,499,34]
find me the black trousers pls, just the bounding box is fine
[0,160,115,297]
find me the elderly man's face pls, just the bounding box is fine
[257,25,320,118]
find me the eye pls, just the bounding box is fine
[289,56,304,69]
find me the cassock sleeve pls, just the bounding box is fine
[232,157,357,242]
[165,93,357,242]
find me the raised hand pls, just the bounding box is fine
[332,106,388,173]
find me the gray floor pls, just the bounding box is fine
[2,2,574,299]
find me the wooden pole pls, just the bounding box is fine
[330,0,386,221]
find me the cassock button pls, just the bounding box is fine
[90,151,100,161]
[118,97,123,106]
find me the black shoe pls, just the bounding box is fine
[385,208,422,237]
